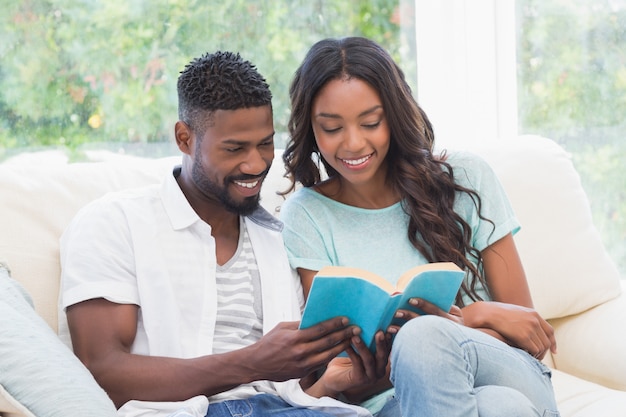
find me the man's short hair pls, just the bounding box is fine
[177,51,272,133]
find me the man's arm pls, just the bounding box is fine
[67,298,358,408]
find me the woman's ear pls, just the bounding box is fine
[175,120,193,155]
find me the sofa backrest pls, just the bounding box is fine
[0,136,621,332]
[0,152,291,332]
[471,135,621,319]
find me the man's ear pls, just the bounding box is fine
[175,120,193,155]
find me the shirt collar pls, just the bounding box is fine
[160,165,202,231]
[160,165,284,233]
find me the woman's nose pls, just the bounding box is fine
[343,126,366,151]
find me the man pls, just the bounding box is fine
[60,51,375,417]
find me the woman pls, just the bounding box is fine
[280,36,560,417]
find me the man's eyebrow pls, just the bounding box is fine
[222,132,275,145]
[314,105,383,119]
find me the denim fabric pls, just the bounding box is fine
[389,315,561,417]
[205,394,336,417]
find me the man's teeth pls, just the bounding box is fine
[342,155,371,165]
[235,180,259,188]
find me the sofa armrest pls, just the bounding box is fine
[549,283,626,391]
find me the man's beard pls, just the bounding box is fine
[191,156,268,216]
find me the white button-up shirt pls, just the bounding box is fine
[60,167,370,417]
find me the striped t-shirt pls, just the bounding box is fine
[208,218,277,402]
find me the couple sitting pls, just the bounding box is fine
[3,36,560,417]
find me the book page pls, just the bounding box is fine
[395,262,462,291]
[314,265,395,293]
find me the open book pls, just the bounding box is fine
[299,262,465,353]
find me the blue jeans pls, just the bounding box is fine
[383,315,560,417]
[205,394,335,417]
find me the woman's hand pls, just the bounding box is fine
[387,298,464,335]
[463,301,557,360]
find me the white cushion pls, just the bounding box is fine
[470,136,622,319]
[550,289,626,390]
[0,151,290,332]
[0,138,624,417]
[0,156,178,331]
[0,266,117,416]
[551,369,626,416]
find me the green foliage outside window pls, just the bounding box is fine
[0,0,415,158]
[517,0,626,273]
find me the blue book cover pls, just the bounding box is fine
[299,262,465,353]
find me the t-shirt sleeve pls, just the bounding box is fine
[279,190,334,273]
[60,195,140,310]
[450,152,520,252]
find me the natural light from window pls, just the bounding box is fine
[1,0,623,275]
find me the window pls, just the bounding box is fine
[516,0,626,276]
[414,0,625,276]
[0,0,416,160]
[3,1,623,275]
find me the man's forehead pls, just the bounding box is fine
[201,107,274,143]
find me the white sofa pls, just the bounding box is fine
[1,135,625,416]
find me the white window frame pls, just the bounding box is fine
[414,0,517,148]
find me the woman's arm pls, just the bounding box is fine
[299,268,317,300]
[482,232,533,306]
[461,233,557,359]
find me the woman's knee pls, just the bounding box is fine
[390,316,464,379]
[392,316,459,355]
[475,386,543,417]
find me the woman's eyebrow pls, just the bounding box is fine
[314,105,383,119]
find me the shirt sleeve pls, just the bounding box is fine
[279,189,335,273]
[60,194,140,309]
[450,151,521,252]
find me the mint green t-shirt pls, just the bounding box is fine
[280,151,520,413]
[281,151,519,298]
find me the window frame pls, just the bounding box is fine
[414,0,518,148]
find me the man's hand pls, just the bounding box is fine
[68,300,359,407]
[245,317,358,382]
[316,329,392,400]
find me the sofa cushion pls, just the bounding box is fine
[470,136,622,319]
[0,155,179,331]
[551,369,626,417]
[0,264,117,416]
[1,137,621,325]
[0,151,290,332]
[549,288,626,390]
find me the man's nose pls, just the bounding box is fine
[241,148,268,175]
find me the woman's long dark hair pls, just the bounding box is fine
[283,37,493,305]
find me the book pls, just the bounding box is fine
[299,262,465,354]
